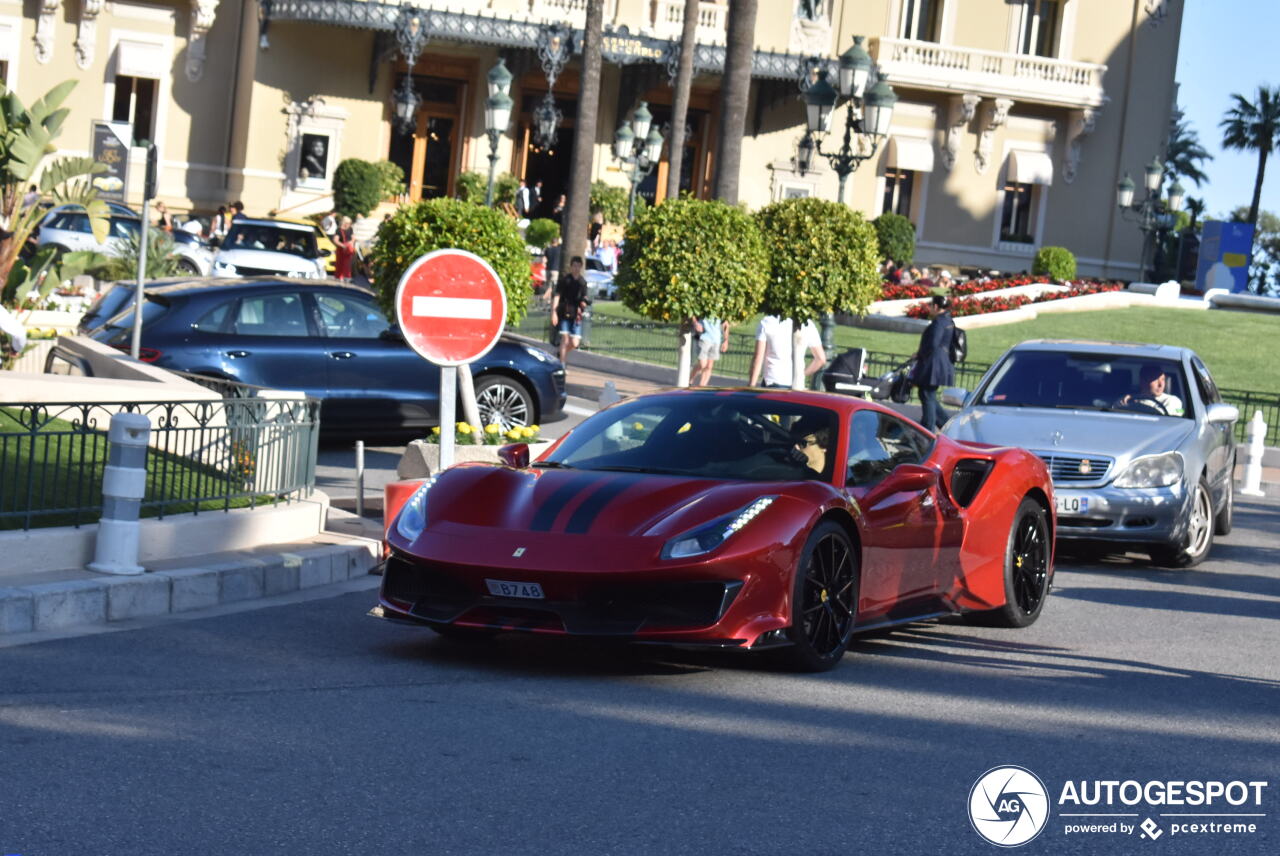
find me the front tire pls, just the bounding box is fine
[176,258,202,276]
[1214,468,1234,536]
[1150,478,1214,568]
[983,498,1051,628]
[474,374,535,430]
[782,521,859,672]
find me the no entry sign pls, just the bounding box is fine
[394,249,508,366]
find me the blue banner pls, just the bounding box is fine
[1195,220,1253,293]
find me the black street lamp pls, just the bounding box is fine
[798,36,897,204]
[392,7,430,134]
[484,58,514,207]
[612,101,666,220]
[1117,156,1185,281]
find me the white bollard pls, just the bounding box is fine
[87,412,151,576]
[598,380,621,408]
[1239,410,1267,497]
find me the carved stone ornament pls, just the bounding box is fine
[975,98,1014,174]
[34,0,61,64]
[186,0,221,82]
[1063,107,1098,184]
[943,93,980,172]
[73,0,105,69]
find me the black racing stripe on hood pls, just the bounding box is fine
[529,475,598,531]
[564,475,641,534]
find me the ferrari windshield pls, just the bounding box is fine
[541,393,841,482]
[976,351,1191,418]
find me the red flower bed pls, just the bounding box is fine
[903,280,1125,319]
[880,282,931,300]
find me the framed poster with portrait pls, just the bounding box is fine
[296,130,332,187]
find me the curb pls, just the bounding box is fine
[0,537,381,636]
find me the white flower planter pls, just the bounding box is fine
[397,438,554,480]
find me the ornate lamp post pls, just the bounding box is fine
[532,24,572,150]
[798,36,897,204]
[612,101,665,221]
[391,7,430,134]
[1117,157,1185,281]
[484,58,514,207]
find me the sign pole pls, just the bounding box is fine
[439,366,457,471]
[131,143,158,361]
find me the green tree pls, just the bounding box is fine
[368,198,531,326]
[616,197,767,383]
[754,197,882,324]
[590,180,643,226]
[455,170,517,206]
[0,81,110,304]
[1230,205,1280,295]
[872,212,916,266]
[1165,104,1213,188]
[524,218,560,249]
[374,160,406,199]
[1220,85,1280,230]
[332,159,383,218]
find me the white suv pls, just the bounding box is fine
[212,218,330,279]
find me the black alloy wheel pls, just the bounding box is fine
[783,521,859,672]
[981,497,1050,628]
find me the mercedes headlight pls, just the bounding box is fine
[394,476,438,541]
[1112,452,1183,488]
[661,497,776,560]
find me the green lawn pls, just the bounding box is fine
[1,408,272,530]
[587,302,1279,395]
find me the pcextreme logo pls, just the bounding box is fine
[969,767,1271,847]
[969,765,1051,847]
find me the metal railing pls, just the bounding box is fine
[0,397,321,531]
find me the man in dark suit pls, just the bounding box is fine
[515,179,534,218]
[911,293,956,430]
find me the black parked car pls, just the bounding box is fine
[86,279,567,432]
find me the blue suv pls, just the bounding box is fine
[89,279,566,433]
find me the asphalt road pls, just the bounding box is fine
[1,495,1276,855]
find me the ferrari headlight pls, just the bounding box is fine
[1112,452,1183,488]
[394,476,438,541]
[662,496,776,560]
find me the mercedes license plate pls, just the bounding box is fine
[1055,494,1089,515]
[485,579,545,599]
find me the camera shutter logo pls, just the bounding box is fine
[969,765,1050,847]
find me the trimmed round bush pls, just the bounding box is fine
[590,180,644,226]
[525,218,560,249]
[332,159,383,218]
[756,197,883,324]
[617,197,766,323]
[1033,246,1077,281]
[368,198,531,326]
[454,171,518,205]
[873,212,916,266]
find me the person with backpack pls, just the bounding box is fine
[911,293,958,430]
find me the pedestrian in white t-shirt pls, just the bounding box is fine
[748,315,826,388]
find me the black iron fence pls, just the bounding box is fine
[519,302,1280,445]
[0,397,321,531]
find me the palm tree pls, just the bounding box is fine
[712,0,757,203]
[664,0,701,202]
[1165,106,1212,187]
[560,0,603,263]
[1220,85,1280,230]
[1184,196,1206,231]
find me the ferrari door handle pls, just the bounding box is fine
[225,350,250,359]
[328,351,356,360]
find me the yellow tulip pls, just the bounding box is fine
[485,424,501,434]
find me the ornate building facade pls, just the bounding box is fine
[4,0,1185,278]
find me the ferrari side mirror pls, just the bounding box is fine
[498,443,530,469]
[886,463,937,493]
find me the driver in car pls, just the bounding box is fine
[1117,364,1184,416]
[791,416,832,478]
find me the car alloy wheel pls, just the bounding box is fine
[473,375,534,431]
[784,521,859,672]
[1150,479,1214,569]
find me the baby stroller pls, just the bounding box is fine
[821,348,876,398]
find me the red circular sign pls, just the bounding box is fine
[394,249,508,366]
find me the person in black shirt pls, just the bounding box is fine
[551,256,589,366]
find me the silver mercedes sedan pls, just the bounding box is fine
[941,340,1238,567]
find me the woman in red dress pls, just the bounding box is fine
[333,216,355,281]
